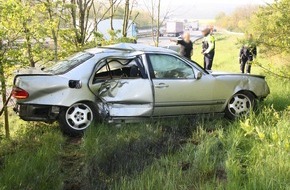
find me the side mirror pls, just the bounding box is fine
[196,71,202,80]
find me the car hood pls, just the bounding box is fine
[210,71,265,79]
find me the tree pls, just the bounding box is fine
[247,0,290,78]
[14,0,54,67]
[144,0,170,46]
[122,0,139,38]
[215,5,259,32]
[37,0,67,62]
[249,0,290,55]
[109,0,121,30]
[0,0,25,138]
[0,41,10,138]
[0,0,53,137]
[122,0,137,38]
[66,0,94,48]
[155,0,161,46]
[62,0,121,48]
[122,0,130,37]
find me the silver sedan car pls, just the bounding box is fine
[12,43,270,136]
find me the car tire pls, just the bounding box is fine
[225,92,255,120]
[59,102,99,136]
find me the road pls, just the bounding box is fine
[137,30,203,46]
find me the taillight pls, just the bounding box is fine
[12,87,29,99]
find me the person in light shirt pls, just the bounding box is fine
[201,28,215,70]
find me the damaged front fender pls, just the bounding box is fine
[234,75,270,98]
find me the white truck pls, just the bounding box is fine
[166,21,184,37]
[191,20,199,31]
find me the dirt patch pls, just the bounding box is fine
[59,122,199,189]
[61,137,85,190]
[216,168,227,181]
[81,124,196,189]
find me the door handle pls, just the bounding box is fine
[154,83,169,88]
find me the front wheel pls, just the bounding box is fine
[225,92,255,120]
[59,102,98,136]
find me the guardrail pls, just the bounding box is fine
[137,31,152,38]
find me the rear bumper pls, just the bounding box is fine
[14,104,61,122]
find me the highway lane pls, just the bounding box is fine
[137,30,203,46]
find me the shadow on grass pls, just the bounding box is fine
[82,118,199,190]
[81,115,229,190]
[263,96,290,111]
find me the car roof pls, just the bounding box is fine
[85,43,179,55]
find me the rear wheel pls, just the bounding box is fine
[225,92,255,120]
[59,102,98,136]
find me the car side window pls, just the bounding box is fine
[148,54,195,79]
[93,59,143,83]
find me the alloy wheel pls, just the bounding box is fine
[65,103,93,130]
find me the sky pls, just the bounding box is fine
[140,0,275,19]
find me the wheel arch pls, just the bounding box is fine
[59,99,97,110]
[235,90,257,99]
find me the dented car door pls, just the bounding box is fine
[89,56,154,117]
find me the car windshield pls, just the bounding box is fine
[45,52,94,74]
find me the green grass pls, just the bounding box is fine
[0,124,64,190]
[0,32,289,190]
[113,110,289,190]
[81,118,196,189]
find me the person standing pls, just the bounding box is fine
[239,34,257,74]
[201,28,215,70]
[170,32,193,60]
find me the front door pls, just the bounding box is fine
[147,54,217,116]
[89,57,154,117]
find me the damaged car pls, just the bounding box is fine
[12,43,270,136]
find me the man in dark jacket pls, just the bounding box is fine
[170,32,193,60]
[239,34,257,74]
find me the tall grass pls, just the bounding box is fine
[81,118,197,189]
[112,107,289,190]
[0,124,64,190]
[225,107,290,189]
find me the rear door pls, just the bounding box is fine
[88,56,154,117]
[147,54,219,116]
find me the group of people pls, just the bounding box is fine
[171,28,257,74]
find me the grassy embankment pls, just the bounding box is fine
[0,33,289,190]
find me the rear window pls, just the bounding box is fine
[45,52,94,74]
